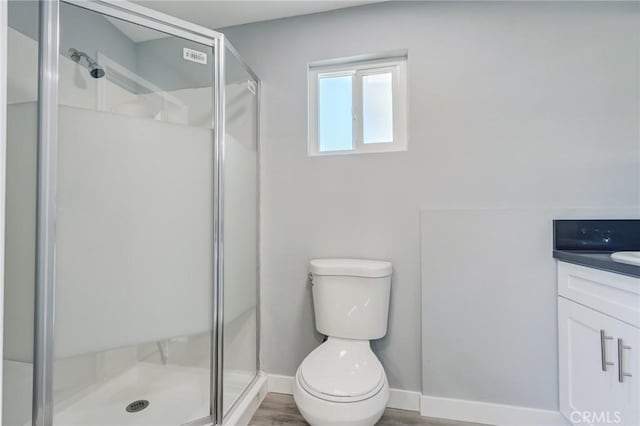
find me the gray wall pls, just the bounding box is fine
[223,0,640,402]
[421,207,638,410]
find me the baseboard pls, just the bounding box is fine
[420,395,569,426]
[387,388,421,412]
[223,373,268,426]
[267,374,294,395]
[267,374,568,425]
[266,374,421,412]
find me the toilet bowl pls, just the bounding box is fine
[293,337,389,426]
[293,259,392,426]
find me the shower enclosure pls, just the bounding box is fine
[3,1,259,425]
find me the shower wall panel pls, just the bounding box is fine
[5,103,216,360]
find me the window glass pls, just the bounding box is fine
[308,55,407,156]
[318,74,353,152]
[363,72,393,144]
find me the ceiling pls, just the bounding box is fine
[132,0,385,31]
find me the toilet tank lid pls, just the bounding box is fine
[309,259,392,278]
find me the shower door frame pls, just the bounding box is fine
[31,1,260,425]
[0,1,7,422]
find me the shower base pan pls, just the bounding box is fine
[4,360,255,425]
[53,363,210,425]
[52,363,252,426]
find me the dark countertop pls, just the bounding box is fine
[553,250,640,279]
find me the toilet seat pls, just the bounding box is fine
[298,338,385,403]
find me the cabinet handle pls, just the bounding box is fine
[617,338,632,383]
[600,330,614,371]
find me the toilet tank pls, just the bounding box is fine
[309,259,392,340]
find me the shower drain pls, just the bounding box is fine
[126,400,150,413]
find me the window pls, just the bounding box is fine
[308,55,407,156]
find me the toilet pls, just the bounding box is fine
[293,258,392,426]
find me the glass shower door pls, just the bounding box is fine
[3,1,39,425]
[222,44,259,416]
[51,3,215,425]
[3,1,260,424]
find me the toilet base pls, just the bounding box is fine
[292,369,389,426]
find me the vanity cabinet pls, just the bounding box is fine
[557,262,640,426]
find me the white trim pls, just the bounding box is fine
[223,373,268,426]
[388,388,421,412]
[0,0,7,420]
[267,373,295,395]
[420,395,569,426]
[309,50,408,70]
[266,374,421,412]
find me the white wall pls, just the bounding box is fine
[222,0,640,404]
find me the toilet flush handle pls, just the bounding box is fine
[308,273,314,286]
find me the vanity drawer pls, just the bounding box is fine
[558,261,640,327]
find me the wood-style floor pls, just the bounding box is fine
[249,393,488,426]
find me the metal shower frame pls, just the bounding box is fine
[32,1,260,425]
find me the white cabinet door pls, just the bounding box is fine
[614,315,640,426]
[559,297,639,426]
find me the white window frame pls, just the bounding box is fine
[308,56,408,156]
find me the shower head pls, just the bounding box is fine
[69,48,105,79]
